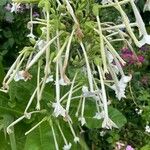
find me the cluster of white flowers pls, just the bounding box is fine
[1,0,150,149]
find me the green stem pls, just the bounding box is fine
[9,127,17,150]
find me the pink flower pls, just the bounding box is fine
[137,55,144,63]
[120,48,145,65]
[126,145,135,150]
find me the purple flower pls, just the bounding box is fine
[121,48,145,65]
[33,12,40,18]
[5,3,30,13]
[139,45,150,51]
[137,55,144,63]
[126,145,135,150]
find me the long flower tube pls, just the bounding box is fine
[97,66,118,129]
[36,61,41,110]
[66,72,77,113]
[57,122,72,150]
[24,83,41,114]
[49,119,59,150]
[25,117,47,135]
[27,5,36,39]
[96,15,108,73]
[130,0,150,46]
[62,29,75,85]
[26,32,63,70]
[80,42,94,92]
[64,0,78,25]
[103,35,126,65]
[45,9,50,75]
[3,54,28,90]
[78,97,86,126]
[2,53,23,86]
[114,0,141,47]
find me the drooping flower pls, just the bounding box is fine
[139,35,150,46]
[27,32,36,39]
[102,117,118,129]
[63,143,72,150]
[111,75,132,100]
[143,0,150,12]
[13,70,26,81]
[82,86,100,98]
[93,111,104,120]
[130,0,150,46]
[78,117,86,126]
[13,70,32,82]
[59,78,68,86]
[52,102,66,117]
[145,125,150,133]
[74,137,79,143]
[42,75,53,83]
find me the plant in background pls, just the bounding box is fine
[0,0,150,149]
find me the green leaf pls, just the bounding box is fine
[84,99,102,129]
[0,0,7,6]
[108,107,127,128]
[141,144,150,150]
[24,121,56,150]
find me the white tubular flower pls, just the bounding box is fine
[145,125,150,133]
[59,78,68,86]
[111,75,132,100]
[82,86,90,97]
[106,50,119,74]
[100,131,106,137]
[27,32,36,39]
[78,117,86,126]
[52,102,66,117]
[74,137,79,143]
[139,35,150,46]
[102,117,118,129]
[143,0,150,12]
[45,75,53,83]
[11,2,20,13]
[93,111,105,120]
[107,50,114,64]
[130,0,150,46]
[82,86,99,98]
[63,143,72,150]
[13,70,25,81]
[13,70,32,82]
